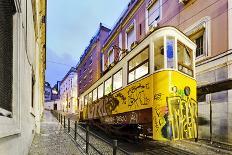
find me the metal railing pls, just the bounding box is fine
[52,111,130,155]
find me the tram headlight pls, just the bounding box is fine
[184,86,190,96]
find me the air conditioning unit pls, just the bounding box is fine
[149,21,158,33]
[179,0,190,4]
[130,41,138,50]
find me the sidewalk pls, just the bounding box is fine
[29,110,83,155]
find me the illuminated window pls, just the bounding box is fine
[84,95,88,106]
[88,92,92,104]
[128,47,149,83]
[108,48,114,66]
[98,83,103,98]
[113,69,122,91]
[93,88,97,101]
[104,77,112,95]
[177,41,193,77]
[154,37,164,71]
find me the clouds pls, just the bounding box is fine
[46,48,76,86]
[46,0,130,86]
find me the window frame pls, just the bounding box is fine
[0,4,22,138]
[112,68,123,92]
[127,46,150,84]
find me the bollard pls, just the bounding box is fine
[113,140,118,155]
[68,118,70,133]
[64,116,66,128]
[86,124,89,154]
[74,121,77,141]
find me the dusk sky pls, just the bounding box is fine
[46,0,130,86]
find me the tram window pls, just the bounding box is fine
[104,77,112,95]
[154,37,164,71]
[128,47,149,83]
[177,41,193,77]
[113,69,123,91]
[166,36,175,69]
[84,95,88,106]
[93,88,98,101]
[98,83,103,99]
[88,92,92,104]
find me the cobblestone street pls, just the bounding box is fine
[29,110,83,155]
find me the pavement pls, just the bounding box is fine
[28,110,83,155]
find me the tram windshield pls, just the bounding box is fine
[177,41,193,77]
[154,36,194,77]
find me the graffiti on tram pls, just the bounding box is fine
[153,86,197,140]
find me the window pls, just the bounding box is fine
[88,92,92,104]
[93,88,97,101]
[119,33,123,60]
[147,0,160,27]
[126,21,136,50]
[154,37,164,71]
[113,69,123,91]
[84,95,88,106]
[101,53,104,72]
[104,77,112,95]
[108,48,114,66]
[98,83,103,98]
[166,36,175,69]
[196,35,204,57]
[177,41,193,77]
[186,19,208,59]
[89,55,93,65]
[0,1,16,117]
[128,47,149,83]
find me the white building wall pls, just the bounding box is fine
[60,72,78,113]
[0,0,44,154]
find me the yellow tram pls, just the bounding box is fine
[79,26,197,141]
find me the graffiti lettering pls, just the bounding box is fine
[88,94,119,119]
[167,96,197,140]
[127,83,150,108]
[154,93,163,101]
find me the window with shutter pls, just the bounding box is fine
[0,0,16,117]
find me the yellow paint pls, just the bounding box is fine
[82,70,197,141]
[152,70,197,141]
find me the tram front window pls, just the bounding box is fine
[154,37,164,71]
[166,36,175,69]
[177,41,193,77]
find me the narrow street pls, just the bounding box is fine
[29,110,83,155]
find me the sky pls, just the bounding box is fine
[46,0,130,86]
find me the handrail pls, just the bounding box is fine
[52,110,130,155]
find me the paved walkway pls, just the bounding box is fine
[29,110,83,155]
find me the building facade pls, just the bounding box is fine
[77,0,232,143]
[60,67,78,113]
[0,0,46,154]
[44,82,52,101]
[77,24,110,95]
